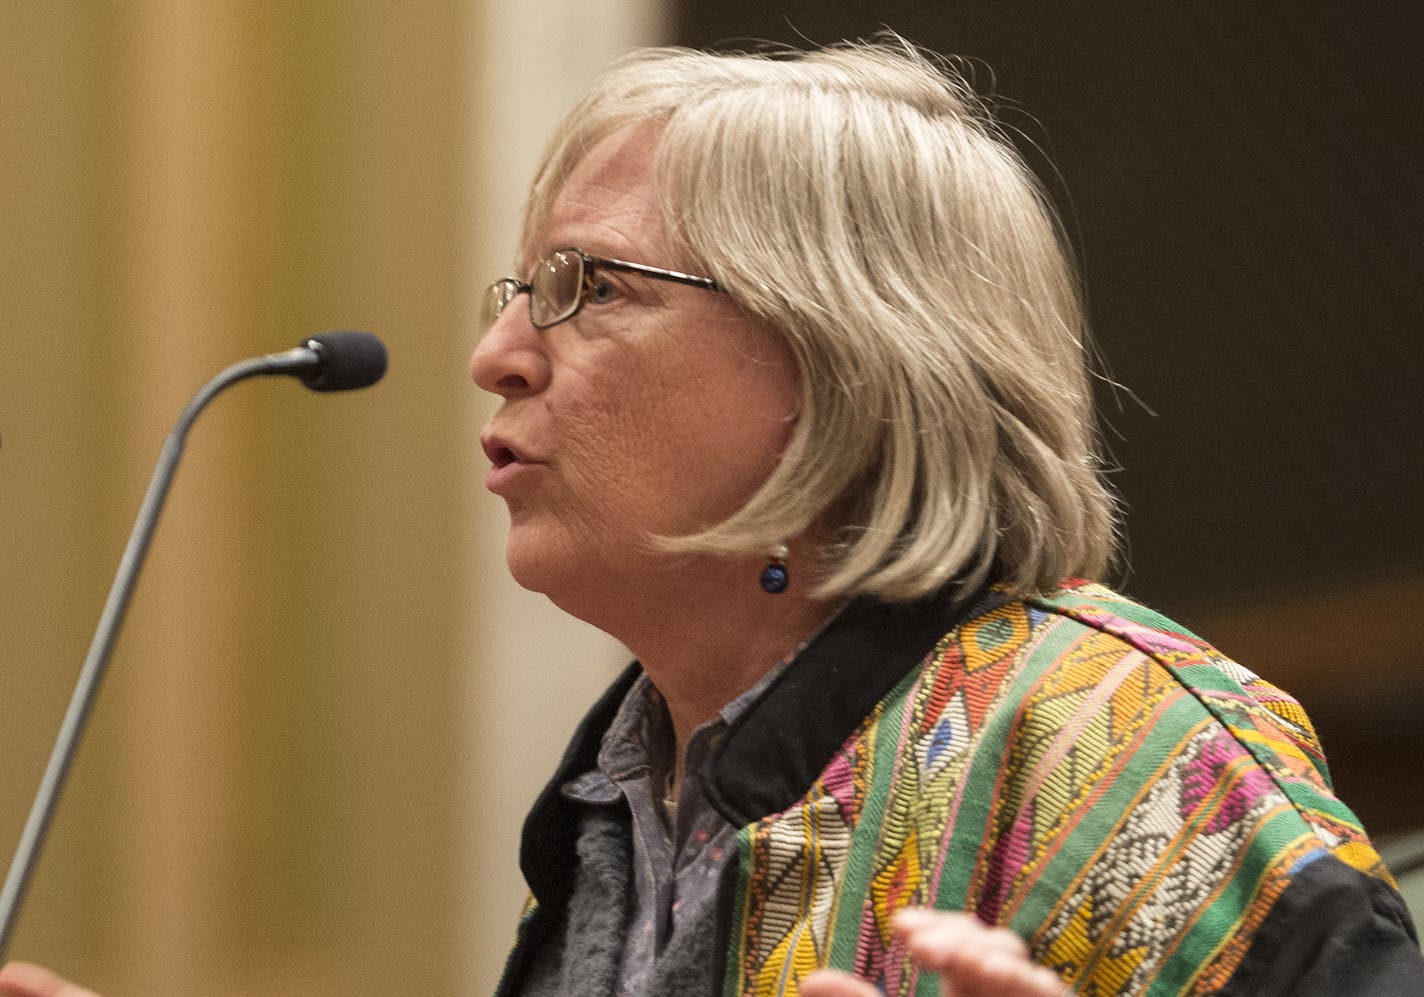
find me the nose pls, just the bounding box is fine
[469,296,550,398]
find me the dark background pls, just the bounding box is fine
[675,4,1423,835]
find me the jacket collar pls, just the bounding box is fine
[518,661,642,913]
[702,581,986,824]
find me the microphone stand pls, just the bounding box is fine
[0,348,318,960]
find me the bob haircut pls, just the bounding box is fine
[520,37,1117,603]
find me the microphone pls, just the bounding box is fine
[266,330,388,392]
[0,332,387,959]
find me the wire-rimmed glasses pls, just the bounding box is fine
[482,247,723,331]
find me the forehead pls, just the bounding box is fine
[525,123,670,261]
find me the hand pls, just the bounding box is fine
[801,908,1069,997]
[0,963,102,997]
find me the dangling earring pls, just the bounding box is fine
[760,543,790,594]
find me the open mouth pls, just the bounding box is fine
[482,436,523,469]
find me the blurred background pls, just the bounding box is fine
[0,3,1418,993]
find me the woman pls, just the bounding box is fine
[3,36,1419,997]
[464,38,1420,996]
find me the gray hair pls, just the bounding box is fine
[523,37,1118,602]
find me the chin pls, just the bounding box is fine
[503,529,643,631]
[502,523,590,597]
[503,537,558,595]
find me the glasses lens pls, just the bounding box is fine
[482,279,519,330]
[529,250,583,328]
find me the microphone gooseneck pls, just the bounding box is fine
[0,332,386,960]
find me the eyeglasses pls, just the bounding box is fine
[482,247,723,331]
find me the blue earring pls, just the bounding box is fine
[760,543,789,594]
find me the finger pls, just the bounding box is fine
[0,963,102,997]
[893,908,1030,965]
[889,910,1069,997]
[800,968,884,997]
[958,949,1069,997]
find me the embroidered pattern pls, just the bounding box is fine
[724,582,1390,996]
[732,726,863,994]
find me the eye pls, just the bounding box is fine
[589,278,617,305]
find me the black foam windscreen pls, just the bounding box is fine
[301,331,388,392]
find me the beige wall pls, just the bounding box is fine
[0,3,662,993]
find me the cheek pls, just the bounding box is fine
[548,387,780,536]
[707,337,801,461]
[657,362,799,511]
[546,377,656,510]
[543,324,800,532]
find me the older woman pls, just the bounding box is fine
[3,36,1420,997]
[465,38,1420,997]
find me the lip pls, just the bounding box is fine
[481,432,544,494]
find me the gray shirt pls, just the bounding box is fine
[561,668,781,997]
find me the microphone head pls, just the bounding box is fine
[300,331,388,392]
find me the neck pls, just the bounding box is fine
[557,550,840,759]
[641,587,836,758]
